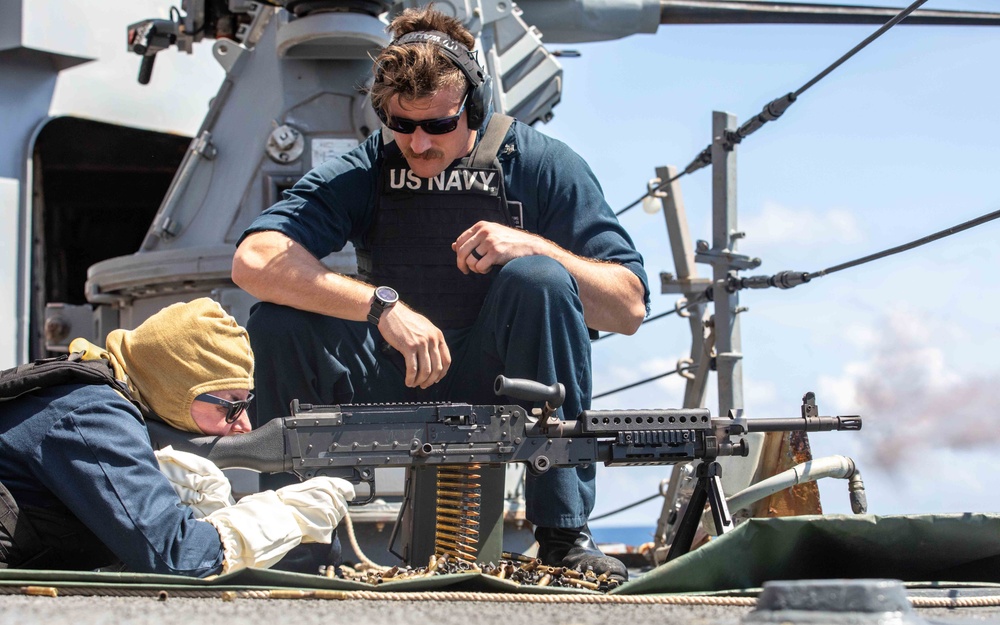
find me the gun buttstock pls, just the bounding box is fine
[146,418,290,473]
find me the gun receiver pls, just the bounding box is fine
[147,378,861,504]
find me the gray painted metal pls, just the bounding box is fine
[0,179,18,368]
[706,111,762,496]
[656,164,710,411]
[710,111,743,419]
[4,583,1000,624]
[1,0,96,363]
[515,0,661,43]
[745,579,928,625]
[479,9,562,125]
[510,0,1000,44]
[82,9,380,334]
[653,112,779,555]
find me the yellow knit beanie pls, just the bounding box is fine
[103,298,254,433]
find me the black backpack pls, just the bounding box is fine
[0,353,151,419]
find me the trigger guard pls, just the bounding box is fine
[348,470,376,506]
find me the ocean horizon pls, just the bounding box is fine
[590,525,657,547]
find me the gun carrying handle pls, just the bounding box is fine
[494,375,565,410]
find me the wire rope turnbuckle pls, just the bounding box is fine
[729,270,812,292]
[723,93,798,151]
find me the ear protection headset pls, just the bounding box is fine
[376,30,493,129]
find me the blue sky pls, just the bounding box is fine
[550,1,1000,528]
[49,1,1000,530]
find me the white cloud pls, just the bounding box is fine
[742,201,864,247]
[839,322,881,351]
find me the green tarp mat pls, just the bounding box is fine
[2,514,998,595]
[615,513,1000,595]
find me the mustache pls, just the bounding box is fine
[403,147,444,161]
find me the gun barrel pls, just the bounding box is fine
[745,415,862,433]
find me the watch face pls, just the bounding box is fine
[375,286,399,304]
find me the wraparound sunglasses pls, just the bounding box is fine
[377,98,468,135]
[194,392,254,424]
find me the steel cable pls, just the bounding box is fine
[588,492,662,522]
[794,0,928,98]
[593,364,696,400]
[616,0,929,217]
[811,206,1000,279]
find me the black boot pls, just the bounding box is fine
[534,525,628,582]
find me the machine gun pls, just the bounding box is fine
[147,376,860,565]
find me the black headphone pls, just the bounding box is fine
[377,30,493,129]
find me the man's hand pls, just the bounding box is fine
[155,446,235,518]
[453,221,552,274]
[274,477,355,543]
[377,304,451,388]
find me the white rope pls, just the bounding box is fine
[8,585,1000,609]
[341,512,391,572]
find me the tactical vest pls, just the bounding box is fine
[0,352,126,402]
[357,114,520,329]
[0,351,155,418]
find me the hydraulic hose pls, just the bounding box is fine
[702,455,866,535]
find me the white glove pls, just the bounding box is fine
[274,477,355,544]
[155,446,235,518]
[202,490,303,573]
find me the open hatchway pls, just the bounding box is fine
[28,117,190,358]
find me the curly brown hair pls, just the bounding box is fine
[369,6,476,115]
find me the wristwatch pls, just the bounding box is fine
[367,286,399,325]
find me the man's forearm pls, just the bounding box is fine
[549,249,646,335]
[232,230,372,321]
[506,232,646,335]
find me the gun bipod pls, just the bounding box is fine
[664,460,734,562]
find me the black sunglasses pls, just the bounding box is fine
[377,99,467,135]
[194,392,254,424]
